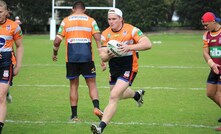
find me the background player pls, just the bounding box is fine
[52,1,103,121]
[0,0,24,133]
[201,12,221,131]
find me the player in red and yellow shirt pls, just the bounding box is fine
[202,12,221,131]
[91,8,152,134]
[52,1,103,121]
[0,0,24,133]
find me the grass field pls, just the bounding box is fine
[3,31,221,134]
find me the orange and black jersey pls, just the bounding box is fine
[101,23,145,72]
[0,19,22,67]
[57,14,100,63]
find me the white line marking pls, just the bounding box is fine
[139,65,208,69]
[22,64,208,69]
[5,120,216,129]
[13,84,205,90]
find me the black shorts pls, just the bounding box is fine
[109,70,137,86]
[66,61,96,80]
[0,65,14,86]
[207,70,221,84]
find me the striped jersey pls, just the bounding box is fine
[101,23,145,72]
[57,13,100,63]
[203,29,221,73]
[0,19,22,67]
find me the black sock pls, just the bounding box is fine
[133,91,140,101]
[71,106,77,118]
[92,99,100,109]
[99,121,106,132]
[0,122,4,134]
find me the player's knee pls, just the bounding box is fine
[109,95,120,103]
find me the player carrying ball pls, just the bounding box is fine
[91,8,152,134]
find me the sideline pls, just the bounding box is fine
[6,119,216,129]
[13,84,205,90]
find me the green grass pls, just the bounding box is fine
[4,32,221,134]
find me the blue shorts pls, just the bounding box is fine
[207,70,221,84]
[0,64,14,86]
[66,61,96,80]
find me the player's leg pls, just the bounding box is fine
[0,83,10,134]
[83,61,103,120]
[6,89,12,103]
[120,87,135,99]
[214,84,221,124]
[85,77,103,120]
[0,65,13,133]
[85,78,99,106]
[69,78,79,121]
[97,79,129,133]
[66,62,80,121]
[206,83,220,106]
[215,84,221,131]
[121,87,145,107]
[118,71,144,106]
[206,70,221,106]
[206,72,221,126]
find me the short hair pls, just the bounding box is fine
[0,0,7,10]
[72,1,85,10]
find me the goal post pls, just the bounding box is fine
[50,0,116,40]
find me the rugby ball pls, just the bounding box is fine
[107,40,123,57]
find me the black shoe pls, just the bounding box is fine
[136,89,145,107]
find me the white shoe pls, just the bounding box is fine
[70,116,79,122]
[91,124,102,134]
[136,89,145,107]
[6,94,12,103]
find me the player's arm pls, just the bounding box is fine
[93,32,107,71]
[14,38,24,76]
[93,33,102,48]
[98,47,111,62]
[52,35,63,61]
[203,45,220,74]
[132,36,152,51]
[119,36,152,53]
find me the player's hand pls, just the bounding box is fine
[13,67,19,76]
[212,64,221,74]
[52,55,57,61]
[100,61,107,71]
[107,50,117,57]
[0,54,2,59]
[118,44,130,53]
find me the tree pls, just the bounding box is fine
[6,0,52,33]
[58,0,111,31]
[176,0,221,29]
[164,0,179,22]
[117,0,168,31]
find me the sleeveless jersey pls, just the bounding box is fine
[0,19,22,67]
[57,14,100,63]
[101,23,145,72]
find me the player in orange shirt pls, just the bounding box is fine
[0,1,24,133]
[91,8,152,134]
[6,14,21,104]
[52,1,103,121]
